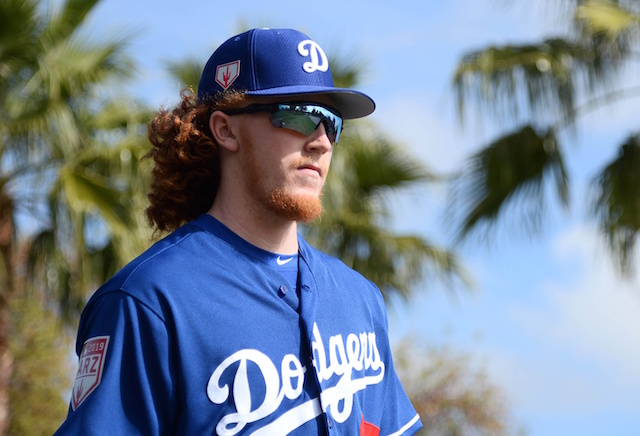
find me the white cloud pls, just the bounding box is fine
[500,225,640,413]
[548,226,640,377]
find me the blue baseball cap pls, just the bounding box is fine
[197,28,375,120]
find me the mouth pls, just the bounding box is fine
[297,164,322,177]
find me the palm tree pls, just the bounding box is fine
[449,0,640,275]
[0,0,40,428]
[166,53,468,300]
[0,0,151,431]
[304,58,467,299]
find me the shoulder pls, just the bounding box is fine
[298,236,386,309]
[299,238,372,282]
[83,220,219,320]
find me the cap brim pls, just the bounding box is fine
[246,86,375,120]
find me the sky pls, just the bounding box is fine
[75,0,640,434]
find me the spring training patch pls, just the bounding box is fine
[71,336,110,410]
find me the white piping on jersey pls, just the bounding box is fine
[388,413,421,436]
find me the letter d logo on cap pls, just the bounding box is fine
[297,40,328,73]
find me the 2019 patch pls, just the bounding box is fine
[71,336,110,410]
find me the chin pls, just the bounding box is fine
[268,189,323,223]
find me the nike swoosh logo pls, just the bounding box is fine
[276,256,294,266]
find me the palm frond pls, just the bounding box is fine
[577,0,640,37]
[25,229,85,322]
[312,213,467,299]
[305,125,467,299]
[31,35,134,102]
[165,58,203,93]
[453,37,622,126]
[450,125,569,241]
[349,132,436,195]
[88,100,151,131]
[328,55,368,89]
[1,0,151,326]
[43,0,100,43]
[57,164,131,237]
[590,134,640,275]
[0,0,39,81]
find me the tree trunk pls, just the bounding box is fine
[0,193,15,436]
[0,296,10,436]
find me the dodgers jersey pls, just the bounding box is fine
[55,214,422,435]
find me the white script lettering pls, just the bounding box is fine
[311,323,385,423]
[207,323,384,435]
[297,40,329,73]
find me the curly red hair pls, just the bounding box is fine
[145,90,246,234]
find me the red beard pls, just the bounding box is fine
[266,187,323,223]
[243,141,324,223]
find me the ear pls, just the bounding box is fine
[209,111,239,152]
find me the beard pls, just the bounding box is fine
[266,187,323,223]
[243,142,324,223]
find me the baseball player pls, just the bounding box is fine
[54,28,422,435]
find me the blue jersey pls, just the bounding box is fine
[55,214,422,435]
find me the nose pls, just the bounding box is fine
[305,122,333,154]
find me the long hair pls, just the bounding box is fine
[145,90,246,234]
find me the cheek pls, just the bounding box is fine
[326,151,333,169]
[322,152,333,178]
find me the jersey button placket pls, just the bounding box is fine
[278,284,288,296]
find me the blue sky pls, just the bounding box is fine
[78,0,640,434]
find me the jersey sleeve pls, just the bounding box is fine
[378,359,423,435]
[374,286,423,436]
[54,291,177,435]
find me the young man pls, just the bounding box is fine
[55,28,422,435]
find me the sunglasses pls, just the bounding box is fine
[222,102,343,144]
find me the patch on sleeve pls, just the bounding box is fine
[71,336,110,410]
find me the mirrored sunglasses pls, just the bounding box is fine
[222,103,343,144]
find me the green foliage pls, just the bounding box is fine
[0,1,154,432]
[454,38,611,123]
[165,58,203,94]
[1,0,152,324]
[450,0,640,274]
[577,0,640,37]
[305,123,468,299]
[328,55,368,89]
[450,126,568,240]
[0,0,39,84]
[591,134,640,274]
[8,297,73,436]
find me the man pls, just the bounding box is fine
[55,28,422,435]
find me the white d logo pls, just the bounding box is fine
[297,40,329,73]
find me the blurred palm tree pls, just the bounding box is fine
[450,0,640,275]
[308,59,467,299]
[0,0,151,432]
[167,53,468,300]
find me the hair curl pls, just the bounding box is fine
[145,89,246,234]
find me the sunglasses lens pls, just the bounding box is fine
[271,111,321,136]
[270,105,342,144]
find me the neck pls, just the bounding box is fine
[208,197,299,255]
